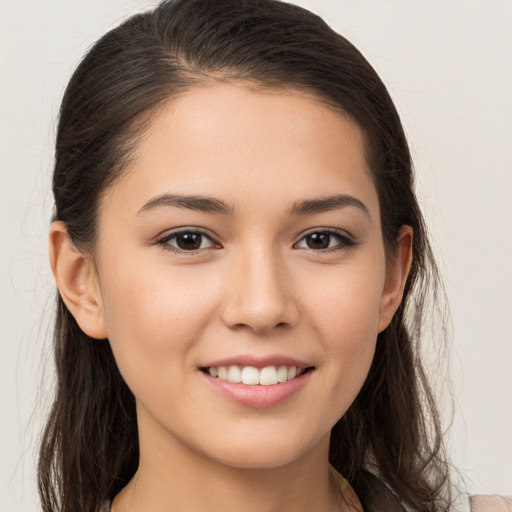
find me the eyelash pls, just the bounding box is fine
[156,228,220,254]
[155,228,357,254]
[294,229,357,253]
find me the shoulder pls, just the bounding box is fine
[470,495,512,511]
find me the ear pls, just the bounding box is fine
[49,221,108,339]
[377,225,413,333]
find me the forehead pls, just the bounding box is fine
[102,83,379,219]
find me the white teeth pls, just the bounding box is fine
[226,365,242,383]
[277,366,288,383]
[259,366,278,385]
[207,364,306,385]
[241,366,260,385]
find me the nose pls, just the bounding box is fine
[220,245,299,335]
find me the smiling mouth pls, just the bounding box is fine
[201,365,314,386]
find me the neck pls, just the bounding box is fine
[112,416,361,512]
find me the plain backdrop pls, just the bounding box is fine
[1,0,511,510]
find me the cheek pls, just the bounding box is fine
[302,258,385,413]
[97,256,221,389]
[305,256,386,345]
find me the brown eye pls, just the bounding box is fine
[175,233,204,250]
[304,233,331,249]
[295,230,355,251]
[158,230,218,252]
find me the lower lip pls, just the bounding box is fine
[200,370,312,408]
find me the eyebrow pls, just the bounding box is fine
[137,193,234,216]
[137,192,370,219]
[288,194,371,219]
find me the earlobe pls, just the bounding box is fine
[49,221,108,339]
[377,225,413,333]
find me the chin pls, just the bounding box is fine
[191,426,329,470]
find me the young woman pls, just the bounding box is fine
[39,1,510,511]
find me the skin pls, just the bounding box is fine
[50,83,412,512]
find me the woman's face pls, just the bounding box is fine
[89,83,407,469]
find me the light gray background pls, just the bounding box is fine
[1,1,511,510]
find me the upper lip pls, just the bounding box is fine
[201,355,312,369]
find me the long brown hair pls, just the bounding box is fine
[40,1,452,510]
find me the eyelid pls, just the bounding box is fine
[294,227,358,251]
[153,226,357,254]
[155,226,222,253]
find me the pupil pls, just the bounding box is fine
[307,233,330,249]
[177,233,202,250]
